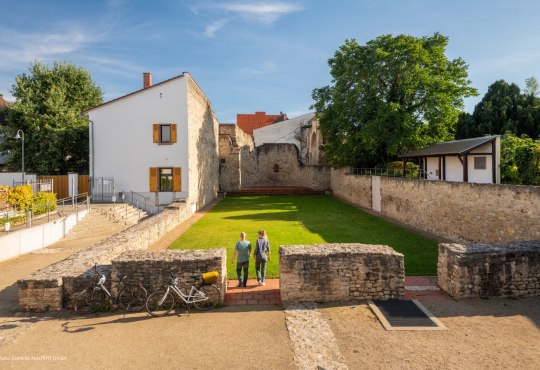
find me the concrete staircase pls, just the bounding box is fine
[61,204,148,242]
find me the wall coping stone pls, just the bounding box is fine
[441,241,540,255]
[280,243,403,257]
[113,249,226,263]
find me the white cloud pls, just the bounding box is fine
[205,19,228,37]
[0,27,99,70]
[216,2,303,24]
[238,61,276,75]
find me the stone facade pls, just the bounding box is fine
[438,241,540,298]
[187,76,219,209]
[279,243,404,304]
[111,249,227,303]
[219,123,331,192]
[241,144,331,190]
[218,123,254,192]
[331,169,540,243]
[18,202,193,311]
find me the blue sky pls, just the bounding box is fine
[1,0,539,122]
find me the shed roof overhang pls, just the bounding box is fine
[398,135,499,158]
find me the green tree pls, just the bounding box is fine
[456,79,540,139]
[524,76,539,96]
[1,62,102,174]
[312,33,477,168]
[500,132,540,185]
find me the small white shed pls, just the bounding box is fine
[399,136,500,184]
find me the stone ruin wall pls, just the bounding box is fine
[219,124,331,192]
[241,143,331,191]
[279,243,405,304]
[218,123,254,192]
[438,241,540,298]
[18,202,194,312]
[331,168,540,243]
[112,249,227,304]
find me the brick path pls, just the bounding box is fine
[224,279,281,305]
[223,276,446,306]
[404,276,448,300]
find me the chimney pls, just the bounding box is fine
[143,72,152,88]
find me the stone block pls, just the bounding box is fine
[280,243,404,304]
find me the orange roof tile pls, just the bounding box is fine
[237,111,287,134]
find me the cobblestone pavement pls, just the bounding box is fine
[284,302,348,370]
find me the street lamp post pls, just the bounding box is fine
[15,129,24,183]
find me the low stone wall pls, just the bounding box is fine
[280,243,404,304]
[331,169,540,243]
[438,241,540,298]
[111,249,227,304]
[18,202,194,312]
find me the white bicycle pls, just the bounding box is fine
[145,268,221,317]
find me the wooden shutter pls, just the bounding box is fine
[149,167,158,192]
[153,124,160,143]
[173,167,181,192]
[171,124,177,143]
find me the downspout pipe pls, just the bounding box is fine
[89,119,94,178]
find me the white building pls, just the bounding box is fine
[399,135,501,184]
[84,72,219,210]
[253,112,325,165]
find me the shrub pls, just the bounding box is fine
[501,132,540,185]
[33,192,57,215]
[7,185,33,211]
[385,161,420,177]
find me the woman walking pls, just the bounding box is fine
[254,230,271,286]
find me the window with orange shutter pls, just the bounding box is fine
[153,124,177,144]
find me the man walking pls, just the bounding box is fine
[232,232,251,287]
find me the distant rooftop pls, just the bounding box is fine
[237,111,287,135]
[0,95,10,125]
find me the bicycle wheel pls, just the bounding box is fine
[146,290,175,317]
[74,288,107,314]
[121,286,148,312]
[193,285,220,311]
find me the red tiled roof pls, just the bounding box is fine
[237,112,287,134]
[0,96,10,125]
[0,96,10,108]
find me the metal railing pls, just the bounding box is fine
[1,192,90,232]
[127,191,163,215]
[349,168,429,179]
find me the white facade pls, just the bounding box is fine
[424,141,500,184]
[86,73,219,208]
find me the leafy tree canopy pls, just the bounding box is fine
[500,132,540,185]
[1,61,102,174]
[524,76,539,97]
[456,79,540,140]
[312,33,477,168]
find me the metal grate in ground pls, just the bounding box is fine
[368,299,447,331]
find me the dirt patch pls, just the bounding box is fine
[319,297,540,370]
[0,306,294,370]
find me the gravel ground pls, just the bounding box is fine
[319,297,540,370]
[284,302,348,370]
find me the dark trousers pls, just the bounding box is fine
[236,261,249,286]
[255,257,267,282]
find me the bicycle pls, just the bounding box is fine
[145,269,221,317]
[74,264,148,314]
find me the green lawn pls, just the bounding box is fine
[169,195,438,278]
